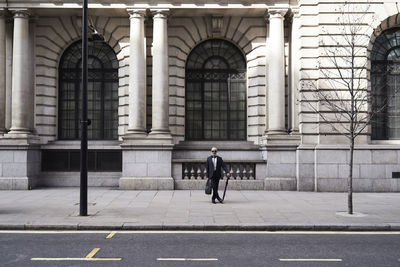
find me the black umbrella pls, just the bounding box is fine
[222,175,230,201]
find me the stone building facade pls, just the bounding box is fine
[0,0,399,192]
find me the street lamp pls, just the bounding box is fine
[80,0,104,216]
[80,0,89,216]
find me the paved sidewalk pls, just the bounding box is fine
[0,188,399,231]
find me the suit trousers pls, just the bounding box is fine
[211,174,221,200]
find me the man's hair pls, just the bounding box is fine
[211,147,217,152]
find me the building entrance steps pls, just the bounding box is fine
[0,188,399,231]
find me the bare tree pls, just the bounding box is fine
[300,1,384,214]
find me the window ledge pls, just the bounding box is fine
[369,140,400,147]
[41,140,121,150]
[174,140,260,151]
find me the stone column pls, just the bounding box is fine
[267,9,287,135]
[119,9,173,190]
[150,9,170,137]
[5,18,13,130]
[0,10,6,134]
[290,9,300,134]
[8,9,32,135]
[127,9,147,136]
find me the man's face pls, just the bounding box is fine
[212,149,217,155]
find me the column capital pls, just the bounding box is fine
[290,8,300,20]
[0,8,7,18]
[127,9,146,19]
[291,8,300,16]
[9,9,30,19]
[286,8,300,23]
[150,9,169,19]
[268,8,288,18]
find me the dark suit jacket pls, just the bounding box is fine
[206,155,229,179]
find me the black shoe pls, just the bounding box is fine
[217,197,223,204]
[212,199,217,204]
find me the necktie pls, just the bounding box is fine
[212,156,216,170]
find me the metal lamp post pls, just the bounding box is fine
[80,0,89,216]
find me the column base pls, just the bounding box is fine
[261,133,301,146]
[149,129,172,139]
[119,177,174,190]
[7,126,32,134]
[265,129,287,135]
[125,129,147,136]
[124,131,148,139]
[1,132,39,144]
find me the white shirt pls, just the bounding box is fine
[212,156,217,171]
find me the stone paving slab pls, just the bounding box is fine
[0,188,399,231]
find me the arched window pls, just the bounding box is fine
[371,28,400,140]
[58,41,119,140]
[185,39,247,140]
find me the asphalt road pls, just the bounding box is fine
[0,231,399,267]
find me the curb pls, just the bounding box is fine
[1,224,399,231]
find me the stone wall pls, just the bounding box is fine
[34,16,130,143]
[0,147,41,189]
[33,14,282,145]
[168,16,269,144]
[296,145,400,192]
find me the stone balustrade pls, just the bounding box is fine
[182,162,256,180]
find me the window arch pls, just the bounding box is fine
[58,41,119,140]
[371,27,400,140]
[185,39,247,140]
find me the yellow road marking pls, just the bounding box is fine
[85,248,100,258]
[31,258,121,261]
[280,259,342,262]
[157,258,218,261]
[31,247,122,261]
[106,231,116,239]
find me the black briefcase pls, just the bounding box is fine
[205,179,212,195]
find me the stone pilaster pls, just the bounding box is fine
[0,10,6,134]
[7,9,33,136]
[150,9,171,138]
[5,17,13,131]
[126,9,147,137]
[0,9,39,190]
[119,9,174,190]
[262,9,299,146]
[262,8,300,186]
[266,8,287,135]
[290,8,300,134]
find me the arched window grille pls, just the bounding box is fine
[185,39,247,140]
[371,27,400,140]
[58,41,119,140]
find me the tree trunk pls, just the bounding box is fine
[348,136,354,214]
[348,40,355,215]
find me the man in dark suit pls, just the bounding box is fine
[206,147,230,204]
